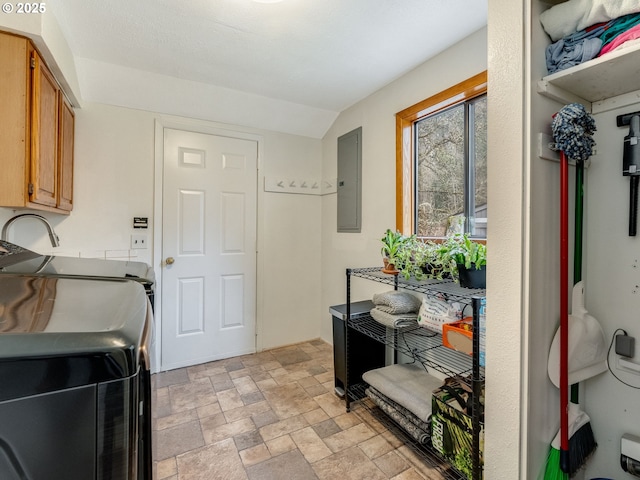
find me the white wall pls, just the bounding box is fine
[319,26,488,340]
[318,22,493,465]
[319,25,552,478]
[581,102,640,479]
[254,130,323,350]
[486,1,529,477]
[0,101,324,357]
[1,12,326,355]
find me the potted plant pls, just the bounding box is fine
[395,234,416,279]
[396,234,433,280]
[420,240,455,280]
[400,237,446,281]
[380,229,407,274]
[440,233,487,288]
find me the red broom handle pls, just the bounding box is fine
[560,151,570,469]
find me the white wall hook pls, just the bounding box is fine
[265,176,334,195]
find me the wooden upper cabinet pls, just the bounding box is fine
[30,51,59,208]
[57,95,74,211]
[0,33,30,209]
[0,31,74,214]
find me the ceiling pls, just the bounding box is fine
[47,0,487,134]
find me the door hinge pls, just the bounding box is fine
[30,57,35,69]
[28,183,34,194]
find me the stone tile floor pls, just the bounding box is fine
[152,340,447,480]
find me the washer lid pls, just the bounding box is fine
[0,274,149,401]
[0,241,154,289]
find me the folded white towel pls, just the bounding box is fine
[372,290,422,314]
[540,0,640,41]
[370,307,418,329]
[363,363,442,422]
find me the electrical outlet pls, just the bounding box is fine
[131,234,148,250]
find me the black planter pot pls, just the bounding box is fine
[421,264,451,280]
[457,264,486,289]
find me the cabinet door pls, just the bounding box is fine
[57,94,74,211]
[0,32,29,208]
[30,51,59,208]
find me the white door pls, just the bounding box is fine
[161,128,258,370]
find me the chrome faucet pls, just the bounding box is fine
[1,214,60,248]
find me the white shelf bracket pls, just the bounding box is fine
[537,80,591,110]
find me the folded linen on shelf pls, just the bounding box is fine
[366,386,431,433]
[545,12,640,73]
[370,307,418,329]
[610,36,640,53]
[540,0,640,41]
[598,12,640,46]
[545,25,604,73]
[365,387,430,445]
[362,362,442,423]
[372,290,421,314]
[599,22,640,56]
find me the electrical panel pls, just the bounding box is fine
[337,127,362,233]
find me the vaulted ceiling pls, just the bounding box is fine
[48,0,487,137]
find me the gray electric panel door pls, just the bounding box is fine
[337,127,362,232]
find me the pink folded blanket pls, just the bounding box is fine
[599,23,640,56]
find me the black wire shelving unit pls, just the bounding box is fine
[344,267,485,480]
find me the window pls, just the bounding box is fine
[395,71,487,239]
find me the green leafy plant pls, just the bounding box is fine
[379,229,486,283]
[395,235,416,279]
[441,233,487,270]
[420,241,454,280]
[380,229,408,268]
[400,237,448,280]
[395,234,434,280]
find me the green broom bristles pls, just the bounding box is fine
[543,409,597,479]
[544,446,568,480]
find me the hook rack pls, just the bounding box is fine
[264,176,337,195]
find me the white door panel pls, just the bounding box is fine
[161,128,257,370]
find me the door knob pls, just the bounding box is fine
[165,257,175,265]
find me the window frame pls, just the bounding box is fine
[395,71,488,237]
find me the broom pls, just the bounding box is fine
[567,152,598,470]
[544,104,597,478]
[543,148,571,480]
